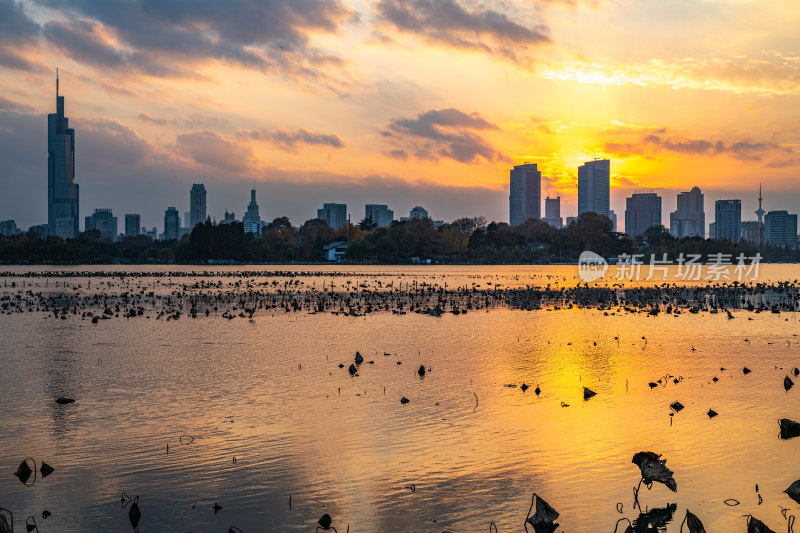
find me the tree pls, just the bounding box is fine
[358,217,377,231]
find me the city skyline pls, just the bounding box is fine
[0,0,798,231]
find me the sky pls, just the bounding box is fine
[0,0,799,232]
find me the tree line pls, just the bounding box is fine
[0,212,795,264]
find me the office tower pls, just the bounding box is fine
[670,186,705,238]
[625,192,662,237]
[365,204,394,227]
[714,200,742,243]
[143,227,158,240]
[578,159,610,217]
[124,214,141,237]
[764,211,798,249]
[28,224,48,240]
[409,206,429,220]
[164,207,180,240]
[317,203,347,230]
[243,189,262,234]
[0,220,21,237]
[508,163,541,225]
[708,222,717,240]
[543,196,562,228]
[48,71,79,239]
[84,209,118,241]
[190,184,207,229]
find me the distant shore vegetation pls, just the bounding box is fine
[0,213,795,265]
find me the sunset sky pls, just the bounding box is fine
[1,0,798,231]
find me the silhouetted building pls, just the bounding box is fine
[190,184,206,229]
[124,214,141,237]
[48,71,79,239]
[670,186,705,238]
[566,216,578,226]
[243,189,263,234]
[609,210,617,232]
[28,224,48,239]
[755,184,765,224]
[708,222,716,240]
[578,159,610,217]
[164,207,180,240]
[143,227,157,240]
[509,163,541,225]
[765,211,798,249]
[625,192,661,238]
[409,206,429,220]
[740,220,764,246]
[714,200,741,243]
[543,196,562,228]
[85,209,118,241]
[221,210,236,224]
[317,203,347,230]
[0,220,21,237]
[365,204,394,227]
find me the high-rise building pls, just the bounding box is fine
[409,206,429,220]
[509,163,541,225]
[164,207,180,240]
[714,200,741,243]
[608,210,617,232]
[764,211,798,249]
[143,227,158,240]
[578,159,610,217]
[190,184,207,229]
[317,203,347,229]
[543,196,562,228]
[625,192,661,237]
[670,186,705,238]
[708,222,717,240]
[365,204,394,227]
[740,221,764,246]
[48,71,79,239]
[221,210,236,224]
[243,189,263,234]
[85,209,118,241]
[565,216,578,227]
[124,214,141,237]
[0,220,21,237]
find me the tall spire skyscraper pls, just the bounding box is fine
[48,70,79,239]
[755,184,765,224]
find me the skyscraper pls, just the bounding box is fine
[543,196,562,228]
[508,163,541,225]
[764,211,798,249]
[365,204,394,227]
[125,214,141,237]
[714,200,741,242]
[243,189,262,234]
[190,184,207,229]
[48,71,79,239]
[317,203,347,230]
[625,192,661,237]
[85,209,118,241]
[164,207,180,240]
[578,159,610,217]
[669,186,705,238]
[755,184,765,224]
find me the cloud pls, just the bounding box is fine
[375,0,550,64]
[0,95,34,112]
[0,0,45,72]
[386,149,408,160]
[76,117,156,166]
[383,107,506,164]
[174,130,255,173]
[36,0,356,82]
[238,127,345,152]
[541,52,800,96]
[602,126,792,162]
[137,112,169,126]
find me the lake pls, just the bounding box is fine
[0,265,799,532]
